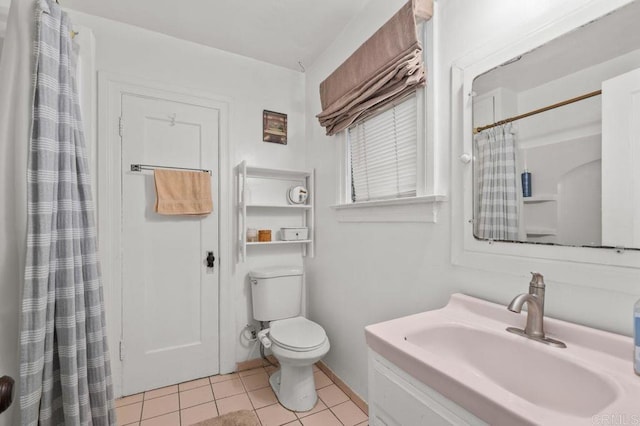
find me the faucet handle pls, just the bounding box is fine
[529,272,545,289]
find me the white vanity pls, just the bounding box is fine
[365,294,639,425]
[368,349,485,426]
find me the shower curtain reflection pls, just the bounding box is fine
[475,124,519,241]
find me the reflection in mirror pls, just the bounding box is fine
[472,0,640,249]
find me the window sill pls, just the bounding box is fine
[330,194,447,223]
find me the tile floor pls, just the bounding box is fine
[115,364,368,426]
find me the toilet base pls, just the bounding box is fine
[269,366,317,412]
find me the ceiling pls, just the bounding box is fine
[474,0,640,94]
[63,0,371,72]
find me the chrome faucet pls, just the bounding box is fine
[528,272,546,315]
[506,273,566,348]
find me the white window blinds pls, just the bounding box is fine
[348,95,418,202]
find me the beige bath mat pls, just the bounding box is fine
[193,409,259,426]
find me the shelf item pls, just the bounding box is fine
[281,227,309,241]
[238,161,315,262]
[287,185,309,204]
[258,230,272,242]
[523,194,558,203]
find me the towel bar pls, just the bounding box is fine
[130,163,212,175]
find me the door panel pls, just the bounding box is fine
[602,68,640,247]
[121,94,219,395]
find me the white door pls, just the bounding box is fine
[602,68,640,247]
[120,93,219,395]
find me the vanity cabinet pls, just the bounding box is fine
[368,350,486,426]
[237,161,315,262]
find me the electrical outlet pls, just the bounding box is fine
[245,324,258,341]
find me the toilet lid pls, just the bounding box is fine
[270,317,327,351]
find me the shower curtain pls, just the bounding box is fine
[476,124,519,241]
[19,1,115,424]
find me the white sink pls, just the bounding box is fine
[406,324,618,417]
[365,294,639,425]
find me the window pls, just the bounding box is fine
[331,18,446,223]
[347,95,418,203]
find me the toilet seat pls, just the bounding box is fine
[270,317,327,352]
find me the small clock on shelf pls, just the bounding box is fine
[287,186,308,205]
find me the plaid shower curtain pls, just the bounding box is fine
[19,1,116,424]
[476,124,519,241]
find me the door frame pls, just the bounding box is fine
[97,72,234,397]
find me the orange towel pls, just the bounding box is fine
[154,169,213,215]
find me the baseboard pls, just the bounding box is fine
[317,361,369,415]
[236,355,278,372]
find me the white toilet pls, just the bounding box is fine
[250,266,330,412]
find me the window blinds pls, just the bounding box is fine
[348,96,418,202]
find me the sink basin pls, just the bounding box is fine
[405,324,618,417]
[365,294,639,425]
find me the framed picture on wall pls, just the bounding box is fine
[263,110,288,145]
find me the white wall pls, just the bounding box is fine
[304,0,640,402]
[3,0,640,416]
[64,10,308,389]
[0,3,308,404]
[0,0,32,424]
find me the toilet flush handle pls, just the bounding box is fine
[257,329,271,349]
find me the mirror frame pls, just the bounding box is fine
[451,0,640,285]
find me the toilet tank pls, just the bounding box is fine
[250,266,303,321]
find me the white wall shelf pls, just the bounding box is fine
[247,240,312,246]
[523,194,557,203]
[245,204,312,210]
[244,165,311,180]
[526,227,557,236]
[238,160,315,262]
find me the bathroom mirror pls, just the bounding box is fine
[471,0,640,250]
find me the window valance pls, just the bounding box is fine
[317,0,433,136]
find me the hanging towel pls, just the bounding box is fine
[154,169,213,215]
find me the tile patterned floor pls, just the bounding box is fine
[115,364,368,426]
